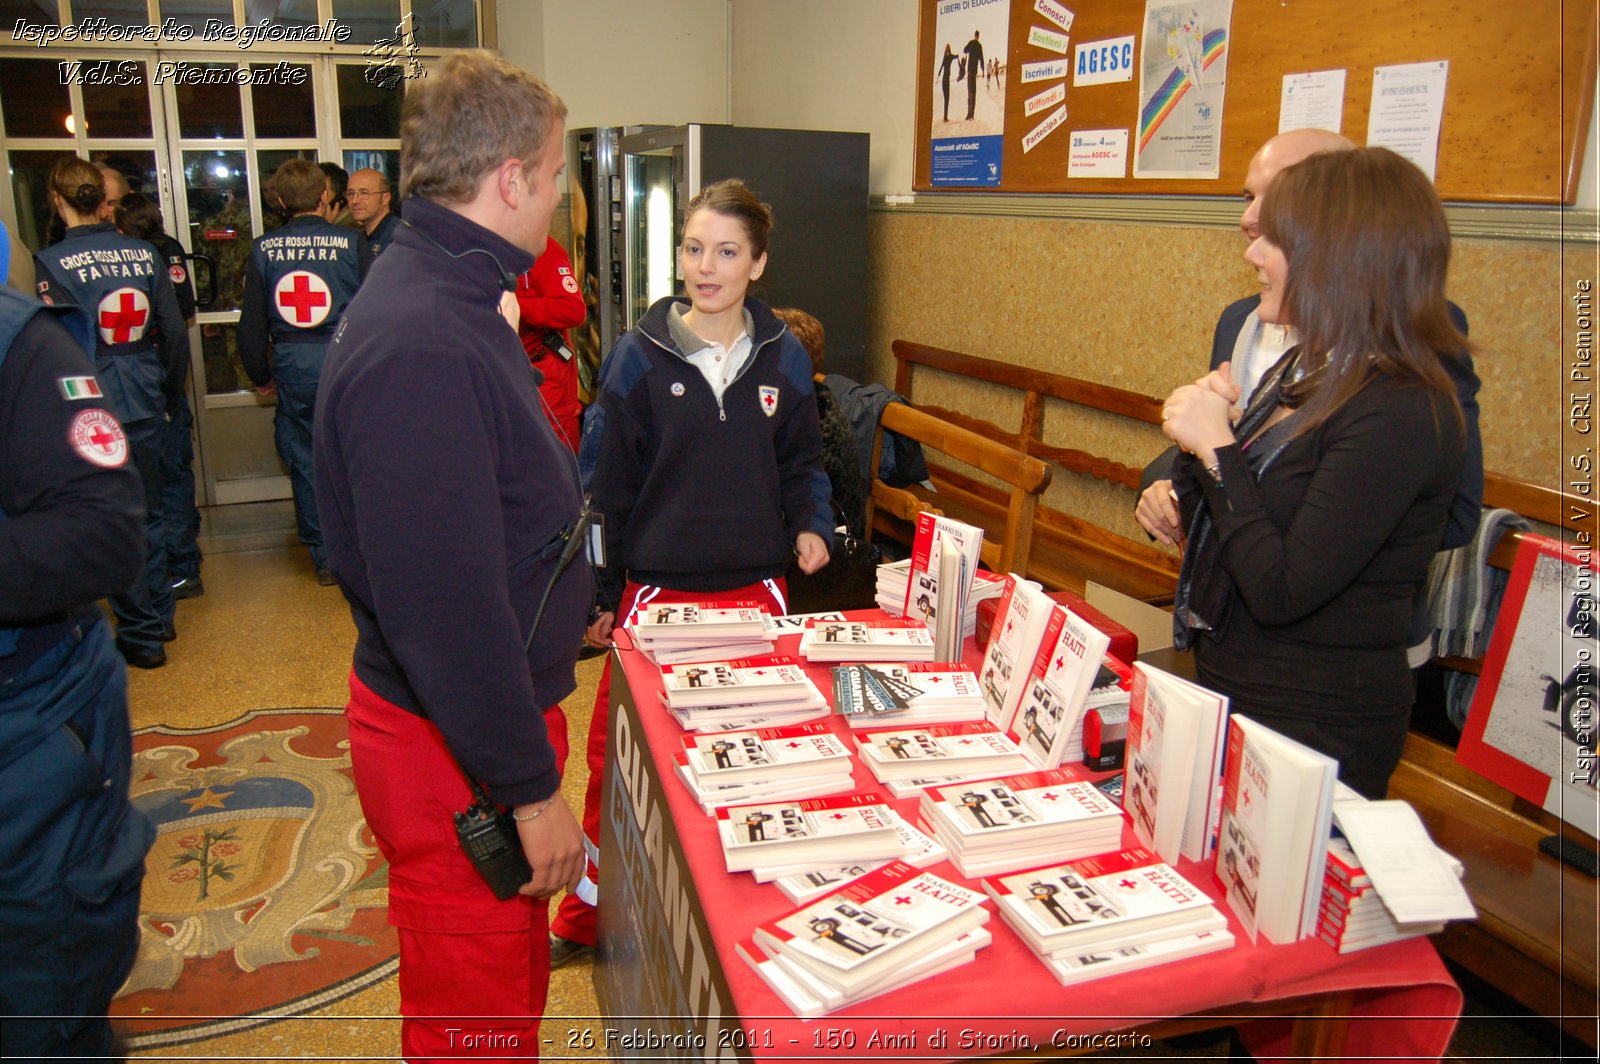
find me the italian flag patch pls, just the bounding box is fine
[59,376,103,400]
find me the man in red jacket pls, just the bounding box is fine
[515,237,586,451]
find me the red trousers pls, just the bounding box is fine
[346,671,569,1062]
[550,577,788,945]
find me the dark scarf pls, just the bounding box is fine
[1172,346,1316,649]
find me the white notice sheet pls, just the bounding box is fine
[1332,800,1476,925]
[1279,69,1346,134]
[1366,61,1449,181]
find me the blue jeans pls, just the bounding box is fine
[274,378,324,570]
[161,396,202,582]
[109,416,173,654]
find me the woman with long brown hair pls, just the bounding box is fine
[1161,147,1467,797]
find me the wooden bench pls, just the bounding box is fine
[1388,472,1597,1047]
[864,400,1052,576]
[881,336,1598,1044]
[889,339,1178,600]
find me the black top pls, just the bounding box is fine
[1141,296,1483,552]
[581,296,833,609]
[1177,372,1464,722]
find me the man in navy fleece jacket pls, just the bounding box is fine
[312,51,593,1060]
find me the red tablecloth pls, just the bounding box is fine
[612,625,1461,1063]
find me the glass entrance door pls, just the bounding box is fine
[158,54,401,505]
[0,46,402,507]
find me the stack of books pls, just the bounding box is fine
[658,654,829,731]
[831,662,987,728]
[917,766,1126,877]
[1214,714,1338,944]
[1084,656,1135,715]
[715,793,911,874]
[982,846,1232,985]
[1317,836,1462,953]
[978,575,1058,730]
[739,862,993,1017]
[769,812,949,904]
[1003,602,1112,770]
[799,619,937,663]
[875,557,912,616]
[674,721,855,812]
[854,721,1030,787]
[875,559,1004,640]
[629,601,775,664]
[1123,663,1230,864]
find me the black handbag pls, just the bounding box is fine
[786,521,882,614]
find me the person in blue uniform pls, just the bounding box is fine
[0,225,156,1059]
[34,156,189,669]
[238,159,370,584]
[116,191,205,600]
[347,167,402,258]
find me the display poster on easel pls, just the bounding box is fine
[1456,535,1598,839]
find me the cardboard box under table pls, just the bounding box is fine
[593,615,1461,1063]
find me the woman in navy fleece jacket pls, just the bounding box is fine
[549,179,835,960]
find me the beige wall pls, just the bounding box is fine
[730,0,920,193]
[867,209,1579,540]
[498,0,732,130]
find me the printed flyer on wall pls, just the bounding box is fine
[1134,0,1233,179]
[930,0,1011,186]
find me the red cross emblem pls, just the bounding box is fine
[893,894,913,905]
[68,409,128,468]
[759,385,779,417]
[1038,791,1060,802]
[274,271,332,328]
[1117,877,1141,891]
[97,288,150,345]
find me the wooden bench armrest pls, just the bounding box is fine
[870,481,939,527]
[879,402,1052,493]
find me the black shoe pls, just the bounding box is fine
[170,575,205,600]
[316,568,337,586]
[578,643,609,661]
[161,624,177,643]
[548,934,595,970]
[120,644,167,669]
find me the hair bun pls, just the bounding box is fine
[73,182,106,212]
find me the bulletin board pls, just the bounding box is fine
[914,0,1596,203]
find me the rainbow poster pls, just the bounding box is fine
[1134,1,1233,179]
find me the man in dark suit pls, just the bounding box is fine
[1136,128,1482,559]
[963,31,985,120]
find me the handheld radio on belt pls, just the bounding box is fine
[452,497,601,899]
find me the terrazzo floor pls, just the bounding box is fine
[123,508,606,1061]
